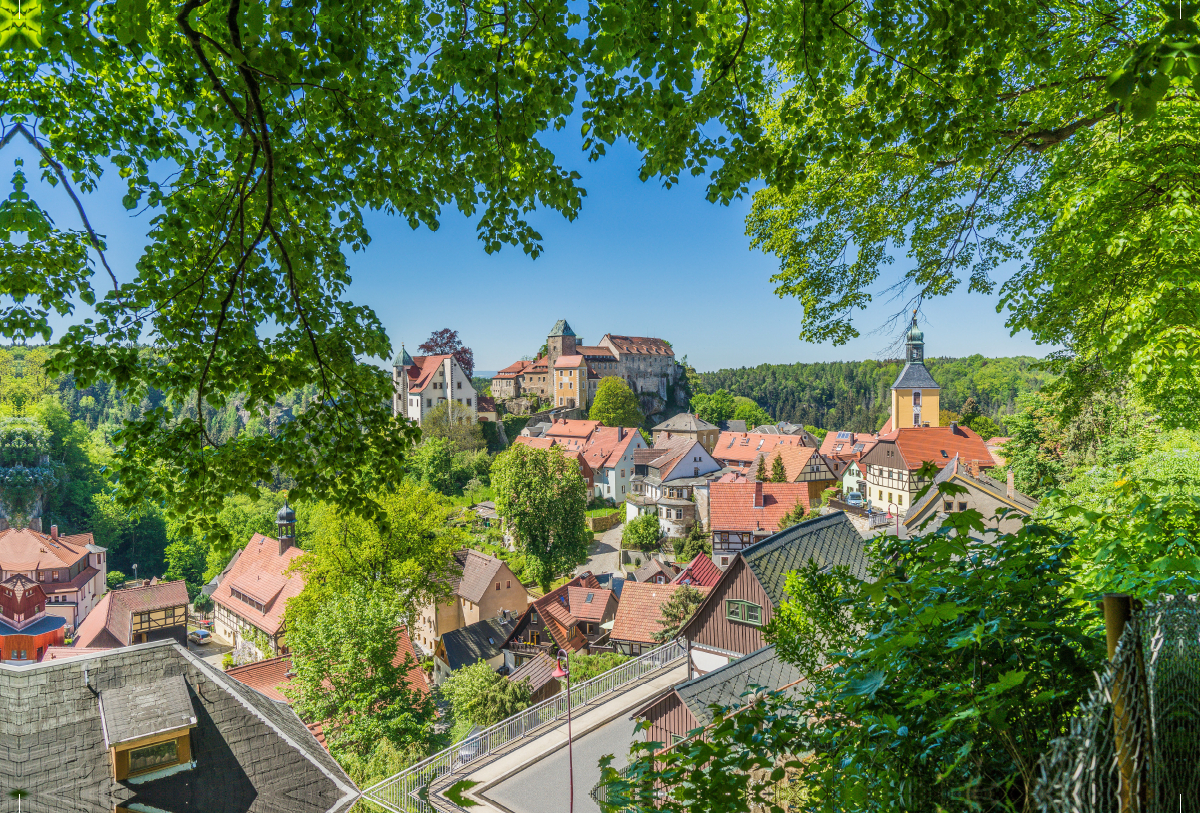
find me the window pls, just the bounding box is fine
[506,579,511,589]
[427,398,432,407]
[458,381,462,389]
[720,556,730,566]
[531,611,538,623]
[725,600,762,626]
[530,631,539,645]
[128,740,179,775]
[897,495,903,506]
[944,501,953,512]
[37,571,44,582]
[720,532,729,542]
[958,502,968,512]
[52,570,60,582]
[496,582,501,591]
[467,399,472,407]
[912,390,921,406]
[620,469,625,478]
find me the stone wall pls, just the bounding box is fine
[586,512,621,533]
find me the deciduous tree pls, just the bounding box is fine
[418,329,476,379]
[652,585,704,642]
[287,585,433,760]
[441,660,531,736]
[621,512,661,552]
[690,390,736,425]
[589,377,644,427]
[491,444,588,590]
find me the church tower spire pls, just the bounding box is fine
[889,312,940,430]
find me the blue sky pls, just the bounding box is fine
[13,136,1044,375]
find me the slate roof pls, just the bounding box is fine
[611,582,710,644]
[653,413,718,433]
[210,534,304,636]
[671,554,722,588]
[709,482,810,534]
[100,673,196,746]
[675,645,805,726]
[477,395,497,412]
[0,640,357,812]
[904,454,1039,528]
[741,512,871,608]
[891,361,940,390]
[440,616,514,670]
[447,549,508,604]
[74,580,190,649]
[509,651,560,693]
[719,420,748,433]
[549,319,576,337]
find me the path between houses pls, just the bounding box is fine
[448,662,687,812]
[577,522,623,578]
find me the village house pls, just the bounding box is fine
[903,454,1038,536]
[711,431,817,475]
[512,436,596,490]
[70,579,190,652]
[0,574,65,663]
[708,480,811,569]
[413,549,528,654]
[502,574,616,666]
[681,512,869,676]
[632,644,805,748]
[211,505,305,657]
[750,423,823,447]
[859,423,994,511]
[4,641,357,812]
[755,444,840,500]
[0,525,107,630]
[626,434,722,537]
[392,346,478,426]
[652,413,720,453]
[508,651,562,704]
[610,581,711,657]
[578,425,648,501]
[631,557,679,584]
[432,612,516,684]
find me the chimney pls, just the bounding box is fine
[618,427,625,441]
[967,459,980,478]
[664,431,671,440]
[754,480,764,508]
[1007,469,1015,499]
[50,525,58,541]
[950,421,959,433]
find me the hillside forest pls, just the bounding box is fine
[697,355,1050,435]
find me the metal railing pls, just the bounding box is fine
[362,639,687,813]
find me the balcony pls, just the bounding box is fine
[507,641,553,657]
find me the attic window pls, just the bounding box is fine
[585,593,594,603]
[940,450,948,458]
[99,675,197,782]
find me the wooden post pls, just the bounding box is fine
[1103,594,1144,813]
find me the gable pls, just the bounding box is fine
[680,557,772,657]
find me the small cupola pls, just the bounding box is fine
[905,312,924,363]
[276,502,296,554]
[392,344,415,369]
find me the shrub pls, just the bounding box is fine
[622,512,661,551]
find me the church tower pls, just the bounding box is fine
[392,344,414,419]
[889,313,940,429]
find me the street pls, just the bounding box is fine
[576,522,622,578]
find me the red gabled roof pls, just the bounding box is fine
[712,432,809,466]
[404,354,456,393]
[0,527,97,571]
[819,431,877,461]
[514,436,555,450]
[545,419,602,440]
[553,355,586,368]
[210,535,305,636]
[578,426,643,471]
[887,425,995,471]
[610,582,710,644]
[73,580,190,649]
[601,335,675,357]
[709,482,810,534]
[671,554,722,588]
[494,359,533,379]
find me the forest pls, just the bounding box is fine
[698,355,1052,434]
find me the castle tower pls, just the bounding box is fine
[890,313,940,429]
[546,319,577,370]
[391,344,414,418]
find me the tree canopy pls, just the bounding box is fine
[588,377,644,428]
[490,443,588,589]
[418,329,475,379]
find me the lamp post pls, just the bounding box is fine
[887,501,899,537]
[552,648,574,813]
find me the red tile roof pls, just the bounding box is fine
[764,445,832,483]
[0,527,97,571]
[639,436,705,480]
[671,554,722,588]
[507,575,602,652]
[545,419,602,440]
[211,535,305,636]
[566,586,614,622]
[494,359,533,379]
[577,345,617,359]
[402,354,455,393]
[819,431,878,461]
[73,580,190,649]
[610,582,710,644]
[712,432,809,466]
[879,417,893,434]
[886,425,995,471]
[514,436,555,450]
[553,355,586,368]
[709,482,810,534]
[578,426,644,471]
[601,335,675,357]
[44,646,110,661]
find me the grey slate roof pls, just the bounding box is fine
[549,319,575,337]
[441,616,514,670]
[0,640,357,813]
[392,345,415,368]
[509,651,560,693]
[904,454,1039,527]
[100,674,195,746]
[652,413,718,432]
[891,361,940,390]
[675,645,804,726]
[719,420,748,433]
[741,512,871,608]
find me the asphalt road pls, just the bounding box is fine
[483,712,639,813]
[576,522,623,579]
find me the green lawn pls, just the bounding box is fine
[586,507,620,518]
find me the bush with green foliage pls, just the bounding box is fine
[732,400,772,430]
[422,401,487,453]
[441,660,531,741]
[674,522,711,564]
[622,512,661,552]
[568,651,632,683]
[776,500,807,531]
[106,570,126,589]
[589,377,644,427]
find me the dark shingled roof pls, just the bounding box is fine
[0,640,357,813]
[891,361,940,390]
[904,453,1039,528]
[509,651,560,693]
[441,616,514,671]
[100,674,196,746]
[675,645,805,727]
[741,512,871,608]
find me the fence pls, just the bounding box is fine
[1035,592,1200,813]
[362,639,687,813]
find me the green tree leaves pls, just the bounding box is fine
[589,377,644,428]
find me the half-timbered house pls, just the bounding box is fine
[501,574,615,665]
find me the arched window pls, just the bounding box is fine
[912,391,922,406]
